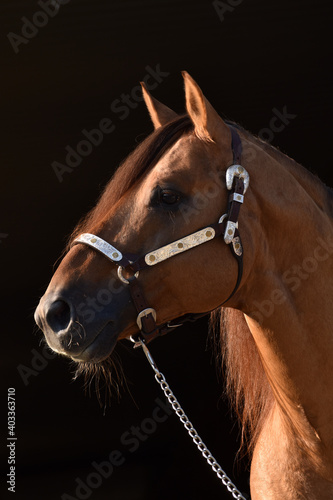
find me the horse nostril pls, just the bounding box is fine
[46,299,71,333]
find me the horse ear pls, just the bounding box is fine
[140,82,178,129]
[182,71,228,142]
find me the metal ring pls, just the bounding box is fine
[117,266,139,285]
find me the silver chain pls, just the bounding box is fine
[139,339,247,500]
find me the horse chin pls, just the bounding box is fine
[69,322,119,363]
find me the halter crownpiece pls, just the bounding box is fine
[72,124,249,345]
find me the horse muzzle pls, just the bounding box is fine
[34,291,127,363]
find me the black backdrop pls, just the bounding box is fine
[1,1,332,499]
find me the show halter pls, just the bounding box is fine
[72,125,249,346]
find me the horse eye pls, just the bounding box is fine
[160,189,180,206]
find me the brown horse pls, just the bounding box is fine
[35,72,333,499]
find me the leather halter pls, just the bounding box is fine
[72,125,249,346]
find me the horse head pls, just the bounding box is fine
[35,72,253,363]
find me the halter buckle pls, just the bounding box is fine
[136,308,157,331]
[226,164,250,194]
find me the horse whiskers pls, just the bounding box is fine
[67,332,73,349]
[32,323,41,336]
[73,320,86,341]
[65,321,86,349]
[72,350,126,407]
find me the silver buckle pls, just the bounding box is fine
[225,165,250,194]
[136,308,157,331]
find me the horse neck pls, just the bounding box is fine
[237,132,333,455]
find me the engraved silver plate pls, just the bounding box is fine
[145,227,216,266]
[232,236,243,256]
[226,164,250,194]
[224,221,238,245]
[73,233,123,262]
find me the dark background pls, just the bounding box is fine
[1,1,332,499]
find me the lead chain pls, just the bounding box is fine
[139,340,246,500]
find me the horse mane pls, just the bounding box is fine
[210,307,274,458]
[67,115,193,248]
